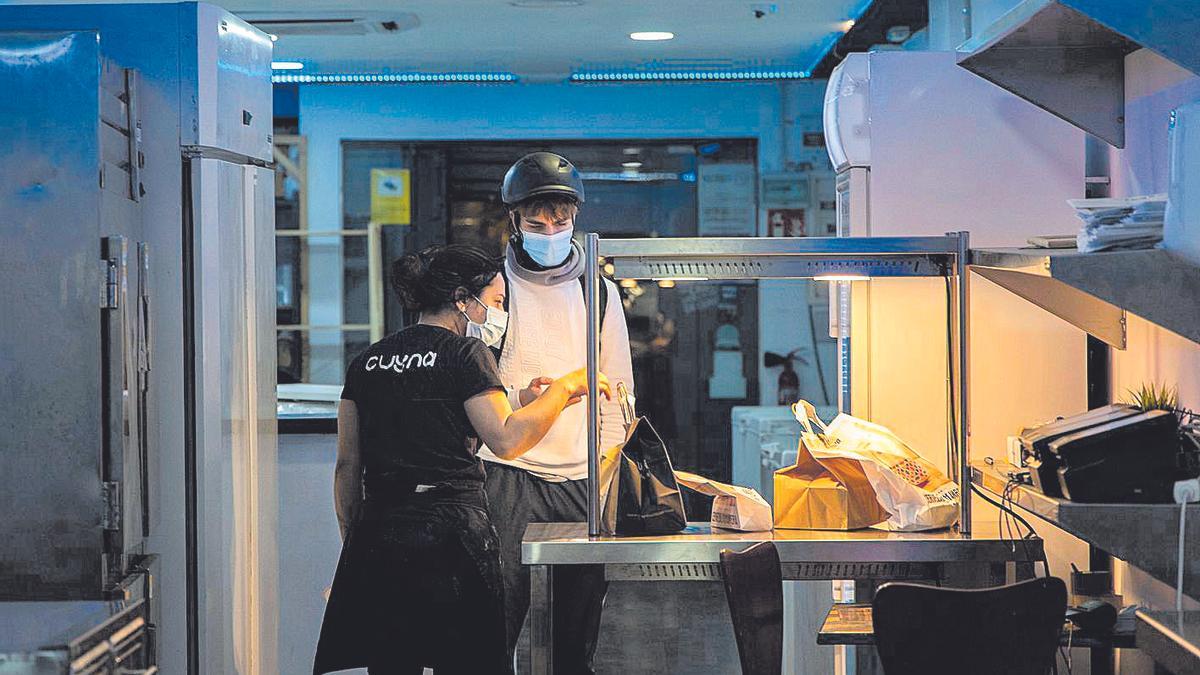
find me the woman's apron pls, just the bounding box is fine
[312,477,509,674]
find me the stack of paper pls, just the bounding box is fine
[1069,194,1168,252]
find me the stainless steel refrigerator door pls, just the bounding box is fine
[190,157,278,674]
[0,31,107,600]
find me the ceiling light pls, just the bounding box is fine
[570,68,808,82]
[621,161,643,169]
[630,31,674,41]
[623,147,641,155]
[271,71,519,84]
[271,61,304,70]
[814,274,870,282]
[509,0,584,6]
[840,19,856,32]
[268,33,278,42]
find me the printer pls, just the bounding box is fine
[1022,406,1190,503]
[1022,404,1139,497]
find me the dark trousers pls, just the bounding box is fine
[484,462,608,675]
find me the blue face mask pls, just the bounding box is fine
[521,228,574,267]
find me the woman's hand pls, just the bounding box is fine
[466,369,613,460]
[553,368,612,407]
[518,376,554,407]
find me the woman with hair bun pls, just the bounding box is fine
[313,244,610,675]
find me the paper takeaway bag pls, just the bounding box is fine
[773,402,890,530]
[674,471,772,532]
[775,401,959,531]
[818,411,959,531]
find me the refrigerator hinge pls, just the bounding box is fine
[101,258,119,309]
[101,481,122,530]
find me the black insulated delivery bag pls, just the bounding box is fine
[598,384,687,536]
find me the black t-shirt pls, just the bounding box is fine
[341,324,504,487]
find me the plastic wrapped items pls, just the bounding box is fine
[1069,194,1167,252]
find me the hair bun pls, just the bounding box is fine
[390,249,435,310]
[388,244,500,314]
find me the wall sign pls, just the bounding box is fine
[370,168,411,225]
[698,162,757,236]
[768,208,807,237]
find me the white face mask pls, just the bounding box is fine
[462,296,508,348]
[521,228,574,267]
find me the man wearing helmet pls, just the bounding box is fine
[479,152,634,673]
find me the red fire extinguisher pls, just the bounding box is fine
[764,350,803,406]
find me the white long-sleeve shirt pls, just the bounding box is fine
[477,253,634,481]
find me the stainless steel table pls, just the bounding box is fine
[523,522,1043,674]
[1135,610,1200,675]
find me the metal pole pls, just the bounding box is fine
[367,222,384,342]
[956,231,972,534]
[585,233,601,537]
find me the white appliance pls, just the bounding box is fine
[731,405,838,503]
[0,5,277,674]
[822,50,1087,478]
[731,407,799,496]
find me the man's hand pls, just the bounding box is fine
[518,376,554,407]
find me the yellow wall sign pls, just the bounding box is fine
[370,168,411,225]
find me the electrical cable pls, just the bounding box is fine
[941,277,1050,578]
[1003,480,1032,565]
[970,481,1049,577]
[1008,479,1038,569]
[1178,500,1187,614]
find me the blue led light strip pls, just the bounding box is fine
[569,68,810,82]
[272,72,519,84]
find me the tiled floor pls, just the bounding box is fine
[516,581,742,674]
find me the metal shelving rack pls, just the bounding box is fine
[581,233,973,537]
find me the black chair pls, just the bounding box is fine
[872,577,1068,675]
[720,541,783,675]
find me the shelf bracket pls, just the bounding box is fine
[956,0,1137,147]
[972,265,1126,349]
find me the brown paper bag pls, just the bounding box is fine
[773,409,890,530]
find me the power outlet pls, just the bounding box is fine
[1006,436,1024,467]
[1174,478,1200,504]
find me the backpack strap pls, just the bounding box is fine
[491,266,608,362]
[579,274,609,335]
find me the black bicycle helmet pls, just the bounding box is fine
[500,152,585,205]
